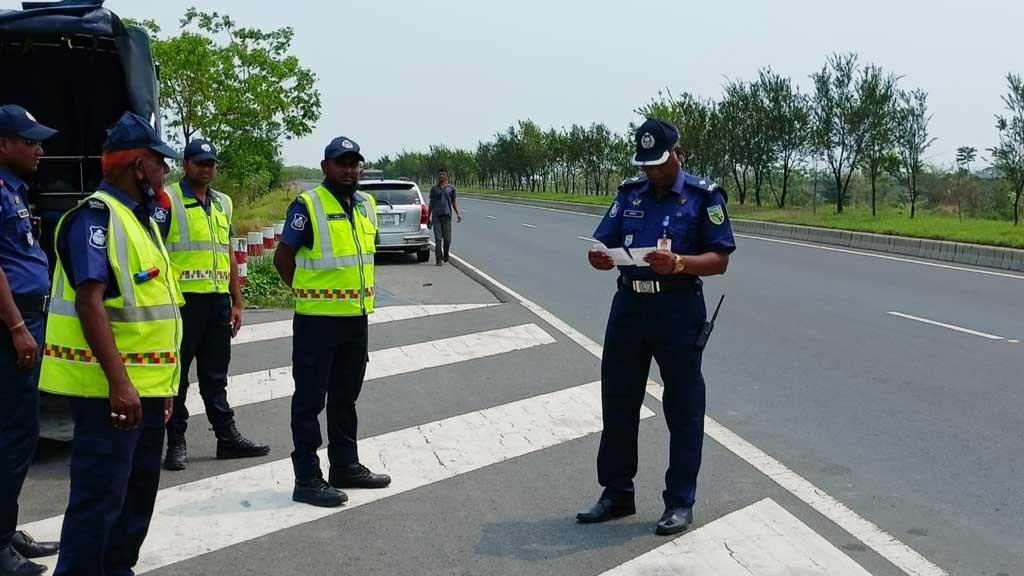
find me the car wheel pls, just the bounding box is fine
[417,249,430,263]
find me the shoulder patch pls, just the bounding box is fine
[153,207,168,222]
[707,205,726,225]
[291,212,308,231]
[87,199,107,210]
[88,225,108,249]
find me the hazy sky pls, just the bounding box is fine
[85,1,1024,168]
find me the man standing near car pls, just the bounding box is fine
[158,139,269,471]
[427,168,461,266]
[0,104,59,576]
[274,136,391,508]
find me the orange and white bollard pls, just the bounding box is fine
[262,226,275,250]
[233,238,248,286]
[274,221,285,243]
[247,231,264,257]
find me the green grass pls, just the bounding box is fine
[233,189,297,235]
[459,186,1024,249]
[241,252,293,309]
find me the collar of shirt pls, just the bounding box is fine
[179,178,212,210]
[638,170,686,198]
[99,180,153,225]
[0,166,27,194]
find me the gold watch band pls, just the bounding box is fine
[673,254,686,274]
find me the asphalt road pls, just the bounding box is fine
[16,201,1021,575]
[452,196,1024,575]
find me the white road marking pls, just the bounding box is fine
[191,324,557,415]
[521,223,537,228]
[600,498,871,576]
[464,197,1024,281]
[23,382,655,574]
[886,312,1006,340]
[486,215,497,220]
[736,233,1024,281]
[449,250,946,576]
[578,236,598,242]
[232,304,501,345]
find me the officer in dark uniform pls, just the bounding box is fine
[0,104,59,576]
[577,118,735,535]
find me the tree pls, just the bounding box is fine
[758,69,811,208]
[811,53,874,213]
[635,90,719,178]
[990,73,1024,225]
[955,146,978,221]
[146,9,321,197]
[857,66,900,216]
[891,89,936,219]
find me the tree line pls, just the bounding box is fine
[369,53,1024,225]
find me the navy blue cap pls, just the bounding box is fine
[632,118,678,166]
[0,104,57,141]
[103,112,181,160]
[324,136,365,161]
[184,139,218,162]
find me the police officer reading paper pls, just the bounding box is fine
[578,118,736,535]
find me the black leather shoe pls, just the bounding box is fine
[293,474,348,508]
[576,497,636,524]
[216,424,271,460]
[655,507,693,535]
[10,532,57,559]
[329,463,391,489]
[163,435,187,471]
[0,545,46,575]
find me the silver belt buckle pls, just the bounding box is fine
[633,280,657,294]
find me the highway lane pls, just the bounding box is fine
[451,195,1024,575]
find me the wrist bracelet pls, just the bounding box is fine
[8,320,25,331]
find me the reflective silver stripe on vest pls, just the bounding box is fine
[49,199,180,324]
[307,188,334,256]
[211,189,232,224]
[295,254,374,270]
[166,183,230,253]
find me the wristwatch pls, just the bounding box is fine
[672,254,686,274]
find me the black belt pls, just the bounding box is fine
[617,276,700,294]
[12,294,50,314]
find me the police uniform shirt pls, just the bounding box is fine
[593,171,736,281]
[0,167,49,295]
[56,181,156,298]
[280,181,368,250]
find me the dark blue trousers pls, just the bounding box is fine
[0,310,45,547]
[167,293,235,438]
[54,397,165,576]
[597,283,707,509]
[290,313,368,480]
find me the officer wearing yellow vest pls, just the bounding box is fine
[40,112,183,576]
[157,139,269,471]
[274,136,391,508]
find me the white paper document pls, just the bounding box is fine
[592,243,635,266]
[628,247,657,267]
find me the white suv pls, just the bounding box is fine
[360,179,432,262]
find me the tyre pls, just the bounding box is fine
[417,248,431,263]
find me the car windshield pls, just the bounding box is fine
[361,185,420,205]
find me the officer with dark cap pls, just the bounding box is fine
[275,136,391,508]
[39,111,184,575]
[0,104,59,576]
[159,138,269,471]
[577,118,736,535]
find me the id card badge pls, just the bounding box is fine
[657,237,672,251]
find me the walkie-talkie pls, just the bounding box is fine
[695,295,725,350]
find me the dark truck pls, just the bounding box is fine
[0,0,162,439]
